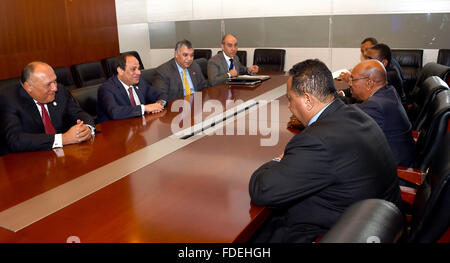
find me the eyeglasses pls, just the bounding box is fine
[349,76,369,82]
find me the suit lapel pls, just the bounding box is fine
[135,79,145,104]
[218,51,230,73]
[170,59,185,97]
[113,76,133,105]
[18,87,45,130]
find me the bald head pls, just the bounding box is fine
[21,61,58,103]
[350,60,387,101]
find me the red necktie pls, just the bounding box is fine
[128,86,136,106]
[37,102,56,134]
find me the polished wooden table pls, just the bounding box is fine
[0,73,296,242]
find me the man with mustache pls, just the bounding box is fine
[153,39,208,101]
[97,54,166,123]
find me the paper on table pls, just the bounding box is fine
[236,74,270,80]
[332,69,351,79]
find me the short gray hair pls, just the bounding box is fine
[175,39,193,51]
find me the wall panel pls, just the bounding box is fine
[0,0,119,79]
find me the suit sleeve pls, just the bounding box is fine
[143,81,166,103]
[0,95,54,152]
[207,58,228,87]
[97,83,142,121]
[249,133,334,208]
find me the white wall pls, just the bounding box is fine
[115,0,449,70]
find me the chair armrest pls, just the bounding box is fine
[397,166,424,186]
[400,186,417,205]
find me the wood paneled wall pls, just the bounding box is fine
[0,0,119,79]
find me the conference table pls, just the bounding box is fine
[0,73,301,243]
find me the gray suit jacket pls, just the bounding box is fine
[153,58,207,101]
[207,51,248,87]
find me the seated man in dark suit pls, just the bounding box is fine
[350,59,416,167]
[249,59,402,243]
[97,54,166,123]
[207,34,259,86]
[0,61,95,154]
[152,39,207,101]
[365,43,407,106]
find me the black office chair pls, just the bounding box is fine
[236,50,247,68]
[194,49,212,61]
[412,62,450,97]
[70,84,101,123]
[391,49,423,94]
[101,56,120,78]
[253,49,286,72]
[53,66,77,91]
[0,77,21,94]
[319,199,404,243]
[193,58,208,80]
[120,51,144,70]
[403,133,450,243]
[140,68,157,86]
[410,76,449,130]
[71,61,107,88]
[437,49,450,67]
[413,89,450,171]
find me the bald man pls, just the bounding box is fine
[350,60,415,166]
[207,34,259,86]
[0,61,95,155]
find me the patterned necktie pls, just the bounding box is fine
[229,58,234,70]
[183,69,191,96]
[128,86,136,106]
[37,102,56,134]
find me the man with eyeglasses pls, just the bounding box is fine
[350,59,415,167]
[207,34,259,86]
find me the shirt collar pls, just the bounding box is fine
[307,100,335,126]
[223,52,232,62]
[175,60,186,73]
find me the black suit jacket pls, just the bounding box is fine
[96,75,165,123]
[0,84,95,155]
[152,58,207,101]
[357,85,416,166]
[249,99,402,242]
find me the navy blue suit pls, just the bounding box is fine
[97,75,166,123]
[356,85,416,166]
[0,84,94,155]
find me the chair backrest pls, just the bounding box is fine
[236,50,247,68]
[412,62,450,96]
[0,77,21,94]
[53,66,76,91]
[193,49,212,61]
[387,67,407,105]
[319,199,404,243]
[414,89,450,171]
[140,68,157,86]
[392,49,423,94]
[101,56,120,78]
[70,84,101,123]
[193,58,207,80]
[408,133,450,243]
[120,51,144,70]
[253,49,286,72]
[412,76,449,130]
[437,49,450,67]
[71,61,107,88]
